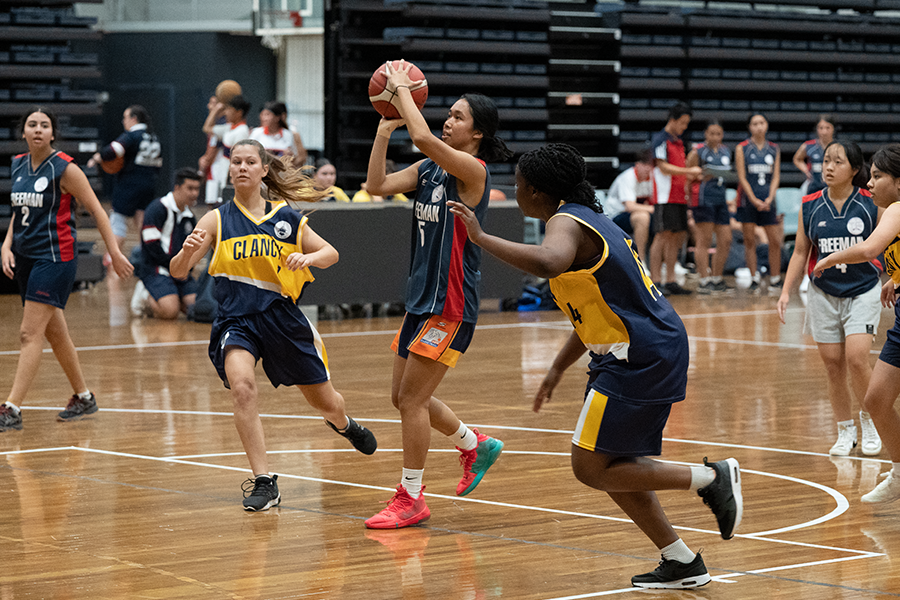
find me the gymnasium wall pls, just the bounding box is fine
[94,32,277,192]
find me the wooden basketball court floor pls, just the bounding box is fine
[2,275,900,599]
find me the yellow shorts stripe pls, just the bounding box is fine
[572,389,609,451]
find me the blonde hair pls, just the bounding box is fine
[232,139,330,203]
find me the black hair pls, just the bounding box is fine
[173,167,203,187]
[228,94,251,117]
[825,140,869,188]
[706,119,723,130]
[871,144,900,179]
[460,93,513,163]
[634,146,654,164]
[314,157,333,172]
[668,102,692,121]
[18,105,58,142]
[127,104,153,133]
[747,112,768,128]
[817,114,836,128]
[517,143,601,213]
[263,101,288,130]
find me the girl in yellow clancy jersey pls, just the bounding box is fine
[449,143,742,590]
[170,139,376,512]
[813,144,900,504]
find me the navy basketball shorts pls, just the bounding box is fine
[209,301,330,388]
[143,272,198,301]
[737,203,779,227]
[392,312,475,368]
[692,203,730,226]
[14,254,78,309]
[879,308,900,369]
[572,388,673,457]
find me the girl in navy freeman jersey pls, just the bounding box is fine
[0,107,133,433]
[362,60,512,529]
[735,113,783,292]
[449,144,742,590]
[686,121,733,294]
[169,139,377,511]
[813,144,900,503]
[793,115,835,197]
[778,141,883,458]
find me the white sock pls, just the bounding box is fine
[660,539,696,564]
[712,276,723,283]
[454,423,478,451]
[689,465,716,492]
[76,390,92,401]
[700,277,710,285]
[4,401,20,414]
[838,419,855,429]
[254,473,272,480]
[770,275,781,285]
[402,468,424,498]
[893,462,900,475]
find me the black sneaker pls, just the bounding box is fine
[631,552,711,589]
[697,281,715,295]
[0,404,23,431]
[747,280,760,293]
[697,457,743,539]
[326,417,377,455]
[57,393,98,421]
[242,474,281,511]
[710,280,733,294]
[664,282,692,296]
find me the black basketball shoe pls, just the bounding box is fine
[697,457,743,539]
[632,552,711,589]
[242,474,281,512]
[326,417,377,455]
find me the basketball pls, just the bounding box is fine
[368,60,428,119]
[100,155,124,174]
[215,79,242,103]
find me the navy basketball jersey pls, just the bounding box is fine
[10,151,76,262]
[802,187,880,298]
[695,143,731,207]
[100,124,162,209]
[803,139,826,195]
[208,200,314,317]
[548,203,689,403]
[736,139,778,207]
[406,159,489,323]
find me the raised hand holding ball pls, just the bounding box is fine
[368,59,428,119]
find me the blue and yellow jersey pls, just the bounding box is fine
[882,216,900,286]
[548,203,688,404]
[208,200,314,317]
[10,151,77,262]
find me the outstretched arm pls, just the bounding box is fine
[814,202,900,275]
[448,201,580,279]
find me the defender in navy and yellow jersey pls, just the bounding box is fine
[793,116,835,197]
[450,143,742,590]
[811,144,900,502]
[735,113,783,290]
[1,107,132,433]
[363,61,513,529]
[780,141,883,459]
[170,139,376,512]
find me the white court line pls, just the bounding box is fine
[3,444,857,547]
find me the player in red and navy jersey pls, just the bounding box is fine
[793,115,835,197]
[778,140,883,458]
[648,102,702,296]
[735,113,782,292]
[687,121,733,294]
[362,61,512,528]
[0,107,132,433]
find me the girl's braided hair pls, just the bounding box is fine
[517,143,601,212]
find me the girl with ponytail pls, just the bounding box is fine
[449,143,743,590]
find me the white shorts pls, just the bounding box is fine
[804,281,881,344]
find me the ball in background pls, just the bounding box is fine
[368,60,428,119]
[215,79,242,103]
[100,155,124,174]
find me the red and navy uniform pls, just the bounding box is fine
[99,123,162,216]
[735,138,778,208]
[802,187,881,298]
[10,151,76,262]
[802,139,827,196]
[406,159,489,323]
[650,129,687,205]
